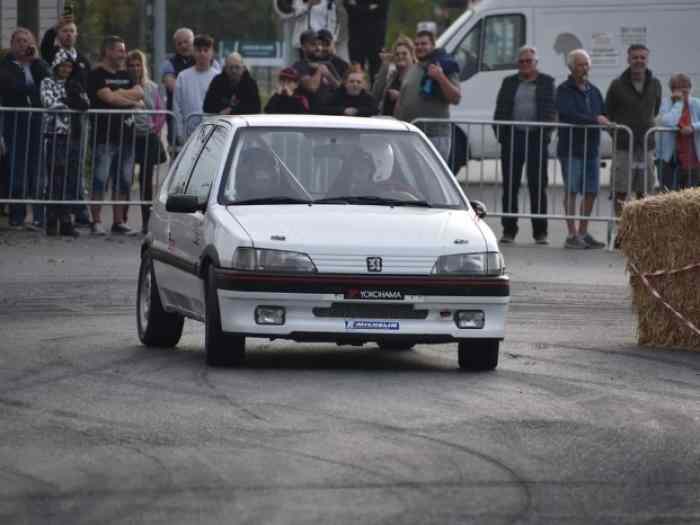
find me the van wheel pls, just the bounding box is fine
[205,265,245,367]
[458,339,499,371]
[137,253,184,347]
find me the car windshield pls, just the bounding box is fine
[221,128,465,208]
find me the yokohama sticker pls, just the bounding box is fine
[344,320,400,330]
[344,289,404,300]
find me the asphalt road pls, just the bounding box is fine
[1,223,699,525]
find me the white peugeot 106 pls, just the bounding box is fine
[137,115,509,370]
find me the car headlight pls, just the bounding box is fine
[232,247,317,273]
[431,252,505,276]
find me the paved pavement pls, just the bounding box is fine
[1,214,699,525]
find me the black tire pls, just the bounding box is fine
[204,265,245,367]
[377,340,415,351]
[137,253,184,347]
[458,339,499,371]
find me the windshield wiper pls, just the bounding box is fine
[315,195,432,207]
[230,197,313,205]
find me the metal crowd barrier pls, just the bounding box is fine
[0,107,175,207]
[645,126,700,192]
[183,112,216,142]
[413,118,635,241]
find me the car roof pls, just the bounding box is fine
[212,114,416,132]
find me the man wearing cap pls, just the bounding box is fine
[265,67,310,114]
[316,29,349,81]
[292,29,341,114]
[275,0,349,62]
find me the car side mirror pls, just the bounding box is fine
[166,194,203,213]
[470,200,487,219]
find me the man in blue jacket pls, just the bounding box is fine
[556,49,609,249]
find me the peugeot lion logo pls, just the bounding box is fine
[366,257,383,272]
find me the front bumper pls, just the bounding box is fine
[214,270,510,342]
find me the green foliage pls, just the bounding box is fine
[66,0,464,62]
[165,0,277,53]
[387,0,434,45]
[71,0,140,61]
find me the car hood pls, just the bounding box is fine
[227,205,490,273]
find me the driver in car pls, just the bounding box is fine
[351,142,417,198]
[235,147,282,200]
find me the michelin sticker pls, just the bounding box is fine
[345,320,400,330]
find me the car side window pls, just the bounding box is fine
[482,14,525,70]
[454,19,482,81]
[184,125,229,202]
[167,125,212,195]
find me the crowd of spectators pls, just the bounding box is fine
[0,8,698,247]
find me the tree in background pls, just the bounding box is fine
[66,0,462,62]
[68,0,140,61]
[386,0,462,45]
[165,0,277,50]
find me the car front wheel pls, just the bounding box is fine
[137,253,184,347]
[458,339,499,371]
[205,265,245,366]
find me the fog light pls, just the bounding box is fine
[255,306,285,325]
[455,310,485,329]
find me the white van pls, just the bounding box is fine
[437,0,700,158]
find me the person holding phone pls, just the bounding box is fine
[371,35,415,116]
[0,28,51,230]
[40,8,91,90]
[657,73,700,190]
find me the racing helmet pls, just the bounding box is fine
[360,141,395,183]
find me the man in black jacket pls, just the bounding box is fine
[203,53,261,115]
[605,44,661,219]
[493,46,556,244]
[0,28,51,229]
[40,15,91,89]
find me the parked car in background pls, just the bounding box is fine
[137,115,510,370]
[438,0,700,160]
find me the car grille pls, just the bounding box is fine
[313,303,429,319]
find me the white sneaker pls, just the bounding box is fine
[91,222,107,235]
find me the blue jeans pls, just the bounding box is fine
[559,157,600,194]
[92,142,134,195]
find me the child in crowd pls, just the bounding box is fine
[322,65,377,117]
[264,67,310,114]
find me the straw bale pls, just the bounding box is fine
[617,188,700,351]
